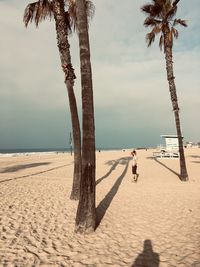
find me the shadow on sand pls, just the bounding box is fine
[154,158,180,178]
[96,157,131,228]
[96,157,129,185]
[190,155,200,159]
[147,156,180,179]
[0,163,71,184]
[0,162,51,173]
[132,239,160,267]
[190,155,200,164]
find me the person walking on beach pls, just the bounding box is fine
[131,150,138,182]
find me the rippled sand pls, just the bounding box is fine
[0,148,200,267]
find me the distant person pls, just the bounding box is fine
[131,150,139,182]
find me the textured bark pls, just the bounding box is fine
[67,82,82,200]
[164,31,188,181]
[52,0,82,198]
[75,0,96,233]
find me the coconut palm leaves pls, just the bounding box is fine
[23,0,53,27]
[24,0,73,34]
[141,0,187,51]
[24,0,94,32]
[67,0,95,31]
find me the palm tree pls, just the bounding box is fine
[71,0,96,233]
[141,0,188,181]
[23,0,82,198]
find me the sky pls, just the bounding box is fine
[0,0,199,150]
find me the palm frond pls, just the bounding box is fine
[23,4,34,27]
[146,31,155,47]
[23,0,53,27]
[86,0,95,22]
[173,19,187,27]
[67,0,95,32]
[152,2,163,16]
[67,0,77,31]
[141,3,162,17]
[24,3,36,27]
[166,5,177,20]
[165,0,172,10]
[144,17,162,27]
[159,34,164,51]
[141,4,153,15]
[152,25,162,34]
[173,0,180,7]
[172,27,179,39]
[65,11,72,34]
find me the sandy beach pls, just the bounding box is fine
[0,148,200,267]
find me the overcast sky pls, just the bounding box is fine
[0,0,199,150]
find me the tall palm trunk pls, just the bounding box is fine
[164,32,188,181]
[52,0,82,198]
[75,0,96,233]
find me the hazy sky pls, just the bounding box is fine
[0,0,199,150]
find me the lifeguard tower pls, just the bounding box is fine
[153,135,182,158]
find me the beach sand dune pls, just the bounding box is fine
[0,148,200,267]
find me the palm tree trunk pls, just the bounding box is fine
[67,85,82,200]
[75,0,96,233]
[52,0,82,198]
[164,42,188,181]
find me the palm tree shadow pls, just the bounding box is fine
[96,157,131,229]
[147,157,180,179]
[154,158,180,178]
[190,155,200,158]
[188,155,200,164]
[0,163,71,184]
[0,162,51,173]
[131,239,160,267]
[96,157,127,186]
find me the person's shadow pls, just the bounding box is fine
[131,240,160,267]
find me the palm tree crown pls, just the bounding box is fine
[141,0,187,51]
[67,0,95,32]
[23,0,71,32]
[23,0,94,32]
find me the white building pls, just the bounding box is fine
[160,135,182,151]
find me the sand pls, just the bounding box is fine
[0,148,200,267]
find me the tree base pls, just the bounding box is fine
[70,194,79,201]
[180,175,189,182]
[75,223,95,234]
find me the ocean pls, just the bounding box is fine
[0,146,148,155]
[0,148,70,154]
